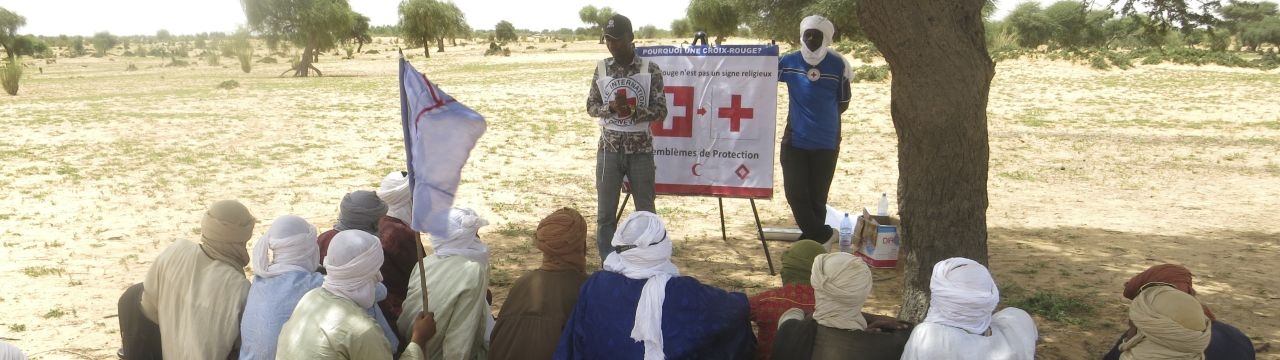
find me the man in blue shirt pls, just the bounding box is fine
[778,15,852,243]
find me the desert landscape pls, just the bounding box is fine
[0,38,1276,359]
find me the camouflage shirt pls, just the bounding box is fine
[587,56,667,154]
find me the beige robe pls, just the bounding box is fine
[399,255,489,360]
[275,288,424,360]
[141,240,250,360]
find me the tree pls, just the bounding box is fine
[671,18,692,38]
[1042,1,1111,48]
[0,6,26,59]
[638,24,659,39]
[1006,2,1054,48]
[1108,0,1221,33]
[804,0,864,41]
[688,0,739,45]
[1242,15,1280,49]
[859,0,994,322]
[156,29,172,45]
[243,0,356,77]
[346,12,372,53]
[578,5,615,43]
[92,31,119,57]
[399,0,467,57]
[735,0,808,43]
[495,20,517,42]
[1220,1,1279,49]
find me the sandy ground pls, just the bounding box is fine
[0,39,1276,359]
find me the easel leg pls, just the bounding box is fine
[718,197,727,242]
[615,193,631,223]
[750,199,775,275]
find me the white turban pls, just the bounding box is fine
[924,257,1000,335]
[377,171,412,225]
[800,15,835,66]
[811,252,872,330]
[0,341,25,360]
[1119,286,1212,360]
[603,211,680,360]
[250,215,320,278]
[429,207,490,265]
[322,230,385,309]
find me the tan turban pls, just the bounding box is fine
[535,207,587,272]
[200,200,256,269]
[1119,286,1211,360]
[1123,264,1215,320]
[811,252,872,330]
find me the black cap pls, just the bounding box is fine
[603,14,633,39]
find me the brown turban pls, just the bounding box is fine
[200,200,256,270]
[535,207,587,272]
[1123,264,1215,320]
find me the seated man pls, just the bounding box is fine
[771,252,912,360]
[490,207,591,360]
[1112,285,1212,359]
[275,230,436,359]
[1102,264,1256,360]
[748,240,825,359]
[138,200,256,359]
[239,215,324,360]
[316,190,400,348]
[399,207,492,360]
[900,258,1037,360]
[375,171,426,348]
[553,212,756,359]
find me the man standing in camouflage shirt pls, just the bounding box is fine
[586,14,667,262]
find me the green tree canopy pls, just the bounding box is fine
[671,18,692,38]
[1007,2,1054,48]
[242,0,355,76]
[578,5,615,43]
[688,0,740,44]
[345,12,372,53]
[495,20,517,42]
[399,0,467,57]
[91,31,119,57]
[0,6,26,59]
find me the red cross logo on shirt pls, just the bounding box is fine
[616,88,638,118]
[717,94,754,132]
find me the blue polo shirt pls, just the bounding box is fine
[778,52,851,150]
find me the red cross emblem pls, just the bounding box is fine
[717,94,754,133]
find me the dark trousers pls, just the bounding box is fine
[118,282,162,360]
[781,144,838,242]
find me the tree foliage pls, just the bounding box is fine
[1108,0,1221,32]
[671,18,692,38]
[803,0,863,41]
[0,6,26,59]
[1007,2,1054,48]
[736,0,811,43]
[1219,1,1280,49]
[495,20,518,42]
[242,0,355,76]
[1242,15,1280,48]
[578,5,615,43]
[92,31,119,57]
[637,24,659,39]
[688,0,740,43]
[399,0,468,57]
[346,12,372,53]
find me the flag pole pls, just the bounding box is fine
[400,47,430,313]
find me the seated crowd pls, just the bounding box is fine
[113,174,1258,360]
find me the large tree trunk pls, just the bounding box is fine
[357,41,364,54]
[423,38,431,58]
[437,37,445,53]
[296,46,315,77]
[858,0,993,322]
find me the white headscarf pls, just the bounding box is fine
[322,230,385,309]
[377,171,412,225]
[602,211,680,360]
[250,215,320,278]
[0,341,26,360]
[924,257,1000,335]
[811,252,872,330]
[800,15,835,66]
[430,207,490,265]
[1120,286,1212,360]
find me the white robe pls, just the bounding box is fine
[398,255,490,360]
[141,240,250,360]
[900,308,1038,360]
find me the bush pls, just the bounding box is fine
[1141,54,1164,65]
[1253,50,1279,70]
[852,65,890,82]
[204,52,220,66]
[364,49,380,55]
[165,57,189,67]
[1,58,21,96]
[1106,51,1133,70]
[125,63,138,71]
[1089,54,1111,70]
[257,56,277,64]
[217,80,239,90]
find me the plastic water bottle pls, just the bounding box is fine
[877,193,890,216]
[838,214,854,253]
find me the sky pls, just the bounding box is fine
[3,0,1053,37]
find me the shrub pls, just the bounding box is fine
[204,52,220,66]
[1089,54,1111,70]
[852,64,890,82]
[364,49,380,55]
[1,58,21,96]
[165,57,189,67]
[217,80,240,90]
[1106,51,1133,70]
[257,56,277,64]
[1141,54,1164,65]
[125,63,138,71]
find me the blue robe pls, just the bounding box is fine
[239,271,399,360]
[553,271,755,360]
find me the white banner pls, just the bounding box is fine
[638,45,779,199]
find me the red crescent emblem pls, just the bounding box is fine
[691,163,702,176]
